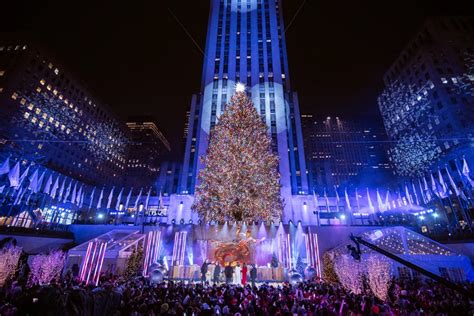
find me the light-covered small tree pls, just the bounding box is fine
[28,250,66,286]
[334,255,364,294]
[0,245,22,285]
[366,255,392,301]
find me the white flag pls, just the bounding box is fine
[461,158,474,186]
[63,180,72,203]
[344,188,351,210]
[50,176,60,199]
[106,187,115,209]
[115,188,124,210]
[423,176,432,202]
[57,178,66,201]
[438,169,448,197]
[43,174,53,195]
[76,185,83,205]
[134,188,143,210]
[0,157,10,175]
[71,182,77,204]
[446,167,460,196]
[28,169,39,192]
[89,187,96,209]
[97,188,104,209]
[37,171,46,193]
[377,189,384,211]
[367,188,374,212]
[19,165,30,187]
[8,162,20,188]
[145,188,152,210]
[125,188,133,210]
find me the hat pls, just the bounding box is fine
[160,303,170,313]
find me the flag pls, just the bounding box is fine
[376,189,384,211]
[115,187,124,210]
[438,169,448,198]
[0,185,5,194]
[355,188,361,210]
[58,178,66,201]
[43,174,53,195]
[367,188,374,212]
[106,187,115,209]
[446,167,460,196]
[0,157,9,175]
[461,158,474,186]
[134,188,143,210]
[71,182,77,204]
[418,178,427,204]
[50,176,60,199]
[14,187,24,205]
[63,180,72,203]
[18,165,30,187]
[8,162,20,188]
[384,189,391,210]
[334,186,340,211]
[411,181,420,205]
[125,188,133,210]
[76,185,83,205]
[405,184,413,205]
[88,187,96,209]
[145,187,152,210]
[323,188,329,211]
[423,176,432,202]
[97,188,104,209]
[344,188,351,210]
[159,191,164,209]
[28,169,39,192]
[37,171,46,193]
[397,190,403,207]
[79,191,85,208]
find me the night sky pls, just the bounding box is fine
[0,0,468,155]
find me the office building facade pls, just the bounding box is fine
[179,0,309,217]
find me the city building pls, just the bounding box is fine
[301,114,393,191]
[378,17,474,178]
[126,117,171,187]
[0,43,129,186]
[156,161,181,196]
[179,0,309,219]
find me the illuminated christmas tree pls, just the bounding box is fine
[193,86,283,222]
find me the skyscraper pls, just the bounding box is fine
[126,117,171,187]
[301,115,393,191]
[180,0,309,215]
[378,17,474,177]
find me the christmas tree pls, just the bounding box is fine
[124,246,144,278]
[192,87,283,222]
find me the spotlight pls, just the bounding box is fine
[97,213,104,219]
[432,213,439,218]
[340,214,346,220]
[418,215,425,220]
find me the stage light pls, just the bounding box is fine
[97,213,104,219]
[418,215,425,220]
[235,82,246,92]
[432,213,439,218]
[340,214,346,220]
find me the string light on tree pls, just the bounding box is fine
[192,90,283,222]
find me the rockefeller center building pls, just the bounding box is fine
[301,114,393,191]
[126,117,171,188]
[179,0,309,215]
[0,43,129,186]
[378,17,474,178]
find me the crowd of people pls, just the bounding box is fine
[0,272,472,315]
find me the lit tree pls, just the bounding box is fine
[334,255,364,294]
[322,252,339,284]
[0,245,22,285]
[28,250,66,286]
[366,255,392,301]
[192,89,283,222]
[124,246,144,278]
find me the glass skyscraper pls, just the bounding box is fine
[180,0,309,215]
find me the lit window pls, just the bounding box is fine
[31,117,37,123]
[38,143,43,149]
[40,79,45,85]
[42,113,47,119]
[441,77,448,84]
[36,87,41,93]
[55,122,59,127]
[27,103,33,110]
[54,68,59,75]
[20,98,26,105]
[39,121,44,128]
[48,62,53,69]
[53,89,58,95]
[49,117,54,123]
[0,70,5,76]
[46,85,52,91]
[24,112,30,119]
[11,92,18,100]
[35,108,41,114]
[61,124,65,130]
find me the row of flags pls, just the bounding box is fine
[313,158,474,214]
[0,157,158,212]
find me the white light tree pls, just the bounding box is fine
[0,245,22,285]
[28,250,66,286]
[366,255,392,301]
[334,255,364,294]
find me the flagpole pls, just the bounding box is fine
[446,165,471,229]
[456,157,474,204]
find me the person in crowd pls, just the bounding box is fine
[233,263,241,285]
[241,263,248,286]
[213,261,221,284]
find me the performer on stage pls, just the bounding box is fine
[250,264,257,288]
[201,260,208,284]
[224,263,233,284]
[213,261,221,284]
[241,263,248,285]
[233,263,241,285]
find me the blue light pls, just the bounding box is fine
[97,213,104,219]
[418,215,425,220]
[432,213,439,218]
[340,214,346,220]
